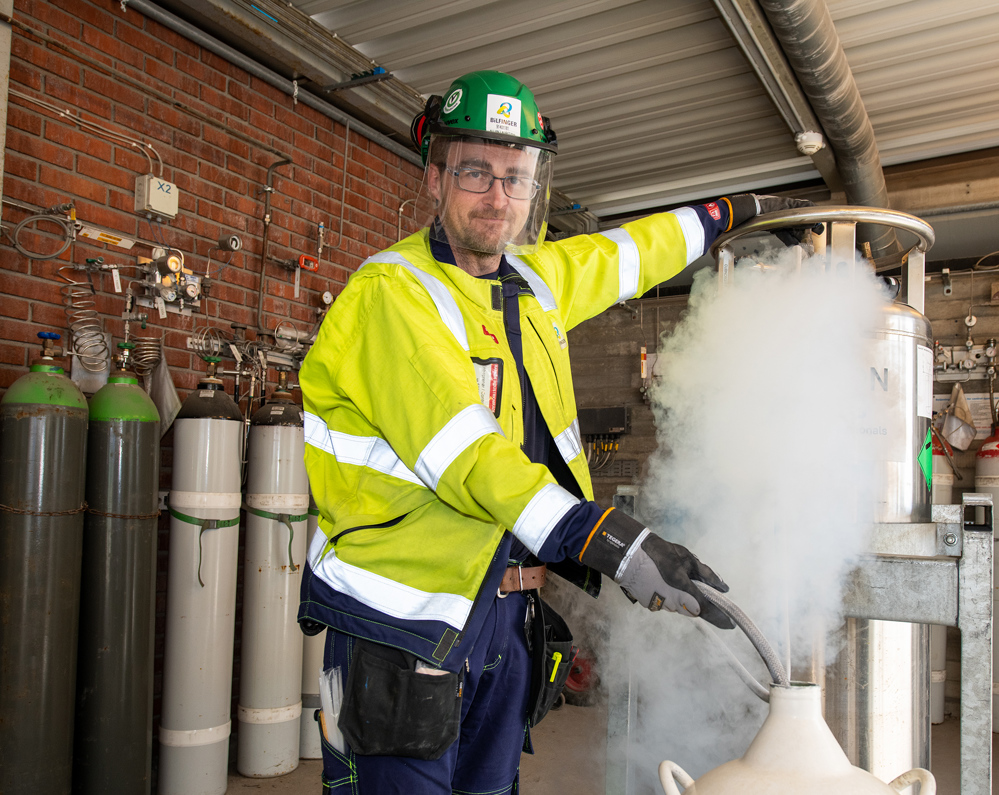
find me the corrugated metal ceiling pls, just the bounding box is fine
[292,0,999,219]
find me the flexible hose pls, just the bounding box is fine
[12,213,74,260]
[694,581,790,688]
[693,620,771,702]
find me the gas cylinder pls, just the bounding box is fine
[237,370,308,777]
[300,494,325,759]
[0,331,88,795]
[974,429,999,731]
[929,430,954,726]
[74,342,160,794]
[159,357,243,795]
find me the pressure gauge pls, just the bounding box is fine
[184,282,200,299]
[322,290,334,306]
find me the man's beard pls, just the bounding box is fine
[444,209,520,255]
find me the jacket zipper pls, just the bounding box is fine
[502,288,528,430]
[526,314,564,405]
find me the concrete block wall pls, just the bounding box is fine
[0,0,422,775]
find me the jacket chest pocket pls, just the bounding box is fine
[525,313,573,414]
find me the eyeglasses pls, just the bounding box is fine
[446,167,541,200]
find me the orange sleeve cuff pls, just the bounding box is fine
[720,196,735,232]
[578,507,616,562]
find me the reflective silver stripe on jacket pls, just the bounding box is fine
[669,207,706,265]
[366,251,470,351]
[597,227,641,302]
[303,411,425,486]
[308,529,473,628]
[553,418,583,463]
[513,483,582,555]
[415,404,503,490]
[506,255,557,311]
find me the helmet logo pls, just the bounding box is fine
[442,89,462,114]
[486,94,522,136]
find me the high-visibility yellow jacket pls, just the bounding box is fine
[299,206,722,668]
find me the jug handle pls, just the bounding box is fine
[888,768,936,795]
[658,760,695,795]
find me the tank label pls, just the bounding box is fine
[918,428,933,494]
[917,344,933,419]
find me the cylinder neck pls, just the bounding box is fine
[766,682,823,717]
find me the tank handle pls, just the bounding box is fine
[658,760,695,795]
[888,768,936,794]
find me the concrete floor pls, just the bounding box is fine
[227,709,993,794]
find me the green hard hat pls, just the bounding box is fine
[410,70,557,164]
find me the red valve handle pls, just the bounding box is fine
[299,254,319,272]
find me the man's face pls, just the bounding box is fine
[428,140,539,255]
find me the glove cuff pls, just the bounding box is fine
[724,194,759,230]
[578,508,649,581]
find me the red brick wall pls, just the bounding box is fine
[2,0,423,391]
[2,0,423,780]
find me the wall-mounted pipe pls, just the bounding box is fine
[757,0,902,263]
[125,0,422,169]
[255,158,293,334]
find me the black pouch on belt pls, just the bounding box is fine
[525,590,576,728]
[337,638,463,760]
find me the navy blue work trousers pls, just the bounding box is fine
[320,591,533,794]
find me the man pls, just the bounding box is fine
[298,70,807,794]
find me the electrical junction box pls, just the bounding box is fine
[135,174,179,219]
[578,406,631,437]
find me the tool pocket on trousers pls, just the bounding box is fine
[527,593,576,728]
[337,639,462,760]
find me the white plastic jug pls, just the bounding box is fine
[659,683,935,795]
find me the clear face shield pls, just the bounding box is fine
[415,135,553,258]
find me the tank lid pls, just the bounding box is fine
[177,385,243,421]
[89,378,160,422]
[251,398,303,427]
[1,368,87,409]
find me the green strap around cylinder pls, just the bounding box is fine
[168,507,240,588]
[244,505,308,572]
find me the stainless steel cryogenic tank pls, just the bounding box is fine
[825,301,933,780]
[711,207,937,784]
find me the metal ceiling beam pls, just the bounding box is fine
[710,0,842,193]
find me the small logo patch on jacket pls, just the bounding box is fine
[482,325,498,344]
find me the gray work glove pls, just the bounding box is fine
[578,509,734,629]
[724,193,819,247]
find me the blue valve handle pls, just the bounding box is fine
[38,332,61,340]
